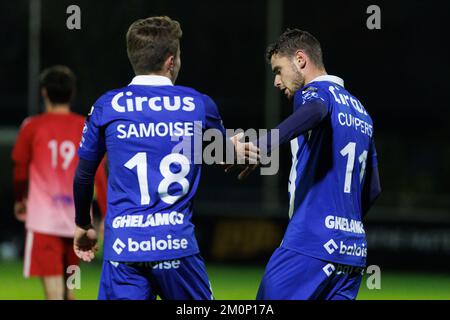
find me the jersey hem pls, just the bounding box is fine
[102,248,200,263]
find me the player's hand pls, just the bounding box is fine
[230,132,260,163]
[14,201,27,222]
[74,225,98,262]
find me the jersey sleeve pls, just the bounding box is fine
[202,94,226,135]
[12,118,34,165]
[258,99,329,154]
[94,156,108,218]
[12,118,35,201]
[78,104,106,161]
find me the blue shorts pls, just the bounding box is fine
[98,254,213,300]
[257,247,363,300]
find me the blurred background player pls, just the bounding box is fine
[230,29,381,300]
[11,65,107,300]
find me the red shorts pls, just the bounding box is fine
[24,230,79,278]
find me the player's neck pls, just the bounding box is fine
[304,69,327,86]
[145,71,175,84]
[46,104,71,114]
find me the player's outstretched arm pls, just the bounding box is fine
[202,94,259,169]
[225,99,328,180]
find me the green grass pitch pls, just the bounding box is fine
[0,261,449,300]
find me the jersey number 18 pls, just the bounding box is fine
[124,152,190,205]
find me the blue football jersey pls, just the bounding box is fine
[78,75,225,262]
[282,75,378,267]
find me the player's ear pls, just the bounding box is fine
[295,50,307,69]
[164,55,175,73]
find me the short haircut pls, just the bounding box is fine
[266,29,324,68]
[39,65,76,104]
[126,16,182,75]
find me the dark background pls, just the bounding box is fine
[1,0,449,270]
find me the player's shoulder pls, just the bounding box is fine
[174,85,218,107]
[295,75,347,106]
[18,114,46,131]
[83,87,129,121]
[19,115,37,128]
[92,87,126,107]
[294,82,328,107]
[300,83,324,98]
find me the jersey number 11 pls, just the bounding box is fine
[340,142,368,193]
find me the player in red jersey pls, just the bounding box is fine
[11,65,107,300]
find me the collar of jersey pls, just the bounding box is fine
[129,75,174,86]
[310,75,344,87]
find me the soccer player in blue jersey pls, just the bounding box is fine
[72,16,256,300]
[233,29,381,300]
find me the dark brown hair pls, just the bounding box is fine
[126,16,182,75]
[39,65,76,104]
[266,29,324,69]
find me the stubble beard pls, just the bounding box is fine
[287,68,305,100]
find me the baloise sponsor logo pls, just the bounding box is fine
[323,239,367,257]
[112,235,188,255]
